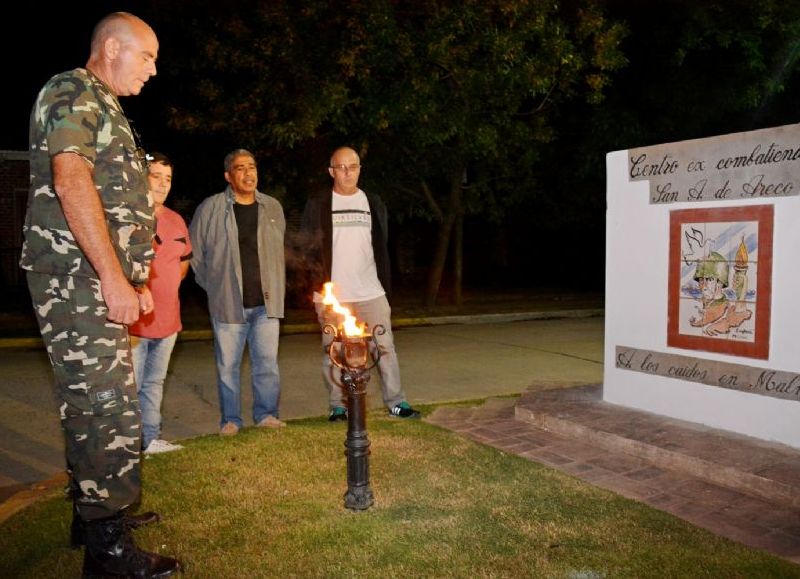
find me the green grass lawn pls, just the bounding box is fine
[2,407,797,578]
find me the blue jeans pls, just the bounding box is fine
[131,333,178,449]
[212,306,281,428]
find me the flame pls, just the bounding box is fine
[735,236,749,267]
[322,282,365,337]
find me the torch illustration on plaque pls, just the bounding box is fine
[732,236,749,313]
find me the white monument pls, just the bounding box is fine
[604,123,800,449]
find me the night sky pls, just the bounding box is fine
[3,2,162,152]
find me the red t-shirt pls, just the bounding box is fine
[129,206,192,339]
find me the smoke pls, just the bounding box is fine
[284,227,324,308]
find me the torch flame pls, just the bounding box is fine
[322,282,366,337]
[735,236,749,267]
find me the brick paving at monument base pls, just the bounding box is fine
[426,384,800,566]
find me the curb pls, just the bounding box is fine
[0,309,604,350]
[0,472,68,525]
[391,308,604,328]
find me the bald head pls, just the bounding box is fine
[328,147,361,195]
[329,147,359,167]
[86,12,158,97]
[90,12,150,54]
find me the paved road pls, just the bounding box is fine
[0,316,604,494]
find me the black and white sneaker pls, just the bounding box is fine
[389,402,421,419]
[328,406,348,422]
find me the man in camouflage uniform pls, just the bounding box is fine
[19,12,180,577]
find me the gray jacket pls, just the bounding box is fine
[189,186,285,322]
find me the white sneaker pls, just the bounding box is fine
[144,439,184,455]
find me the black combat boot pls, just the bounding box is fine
[71,505,161,549]
[82,513,181,578]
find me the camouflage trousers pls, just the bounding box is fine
[27,272,141,521]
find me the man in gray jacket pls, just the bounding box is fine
[190,149,286,435]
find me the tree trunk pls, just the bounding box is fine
[453,211,463,307]
[424,170,463,306]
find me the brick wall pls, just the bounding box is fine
[0,151,29,289]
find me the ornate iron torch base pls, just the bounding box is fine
[342,370,375,511]
[325,324,385,511]
[341,369,374,511]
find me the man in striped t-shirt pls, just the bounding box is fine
[300,146,420,422]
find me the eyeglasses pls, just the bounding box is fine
[330,164,361,172]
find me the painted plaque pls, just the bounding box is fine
[667,205,773,359]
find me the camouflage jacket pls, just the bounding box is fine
[19,68,154,284]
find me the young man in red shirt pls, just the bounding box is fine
[130,152,192,453]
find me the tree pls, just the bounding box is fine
[150,2,352,195]
[589,0,800,148]
[326,1,627,304]
[153,0,625,304]
[531,0,800,288]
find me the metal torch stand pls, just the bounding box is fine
[341,367,374,510]
[325,324,385,511]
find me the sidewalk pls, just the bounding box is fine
[0,293,605,499]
